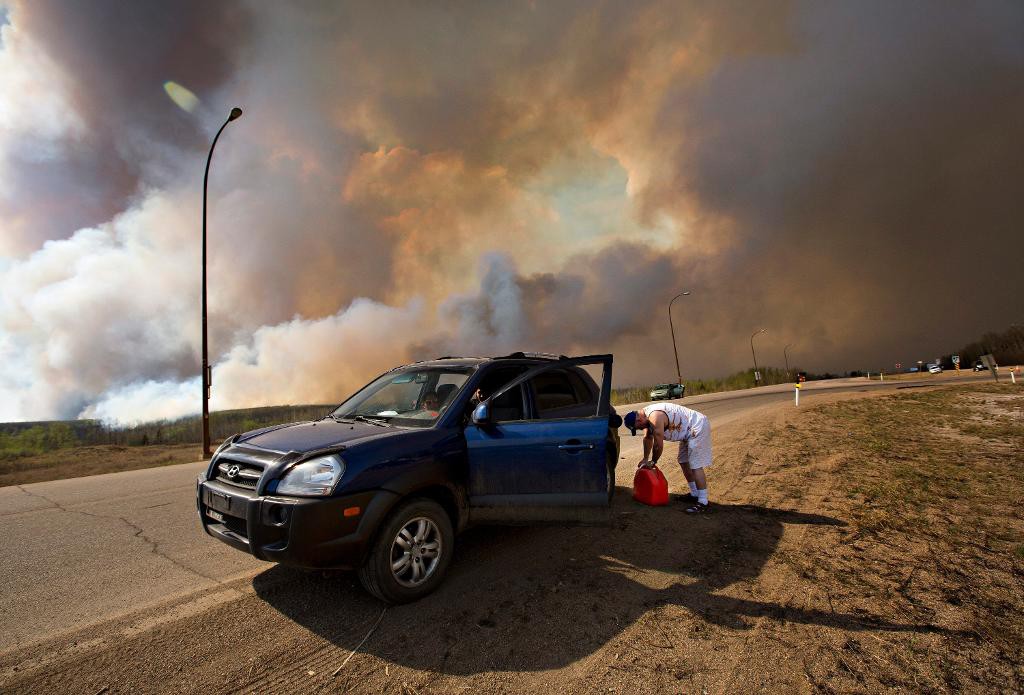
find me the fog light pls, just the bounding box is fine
[343,506,361,517]
[269,505,289,525]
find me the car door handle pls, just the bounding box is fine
[557,443,594,452]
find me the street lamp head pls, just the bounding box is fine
[682,291,691,296]
[228,107,243,121]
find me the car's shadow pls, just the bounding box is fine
[251,492,951,675]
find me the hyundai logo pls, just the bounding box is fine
[227,465,241,479]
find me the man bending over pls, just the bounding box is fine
[624,402,712,513]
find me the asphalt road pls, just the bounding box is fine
[0,371,995,654]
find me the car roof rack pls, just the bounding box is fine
[389,356,488,371]
[495,351,568,361]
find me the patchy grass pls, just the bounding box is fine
[0,444,203,487]
[761,382,1024,692]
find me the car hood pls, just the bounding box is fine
[237,419,404,453]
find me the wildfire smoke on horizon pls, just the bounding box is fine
[0,0,1021,423]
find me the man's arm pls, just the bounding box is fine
[640,412,666,464]
[650,427,665,463]
[651,413,667,462]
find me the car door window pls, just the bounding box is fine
[472,366,529,422]
[528,369,597,419]
[491,385,526,422]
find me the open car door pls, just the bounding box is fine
[464,355,615,524]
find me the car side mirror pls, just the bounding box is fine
[471,402,490,425]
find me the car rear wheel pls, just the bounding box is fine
[358,498,454,604]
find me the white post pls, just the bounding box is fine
[880,370,884,382]
[867,371,870,380]
[1012,369,1017,385]
[795,384,800,406]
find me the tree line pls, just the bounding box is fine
[0,405,333,459]
[949,324,1024,368]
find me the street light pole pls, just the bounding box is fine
[750,328,767,386]
[784,343,793,380]
[668,291,691,388]
[202,107,243,458]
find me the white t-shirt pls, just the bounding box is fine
[643,402,706,442]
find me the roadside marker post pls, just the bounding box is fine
[795,382,800,406]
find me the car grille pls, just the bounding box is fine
[222,514,248,538]
[214,457,264,489]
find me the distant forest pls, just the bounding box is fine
[0,404,332,459]
[949,324,1024,368]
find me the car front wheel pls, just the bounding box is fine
[358,498,454,604]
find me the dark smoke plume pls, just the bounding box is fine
[0,0,1021,422]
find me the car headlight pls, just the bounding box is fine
[275,454,345,497]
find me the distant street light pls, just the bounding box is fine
[750,329,767,386]
[784,343,793,380]
[201,107,243,459]
[668,291,691,389]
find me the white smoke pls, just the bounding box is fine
[0,191,204,421]
[1,0,1022,426]
[79,296,428,424]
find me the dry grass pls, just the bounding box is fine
[767,382,1024,691]
[0,444,202,487]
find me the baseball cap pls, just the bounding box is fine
[624,411,638,435]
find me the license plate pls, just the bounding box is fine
[205,489,233,514]
[207,509,225,523]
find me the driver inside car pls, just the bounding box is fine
[420,391,440,416]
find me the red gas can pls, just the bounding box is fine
[633,465,669,506]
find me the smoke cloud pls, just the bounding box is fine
[0,0,1021,423]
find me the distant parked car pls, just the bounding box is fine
[649,383,685,400]
[928,364,942,374]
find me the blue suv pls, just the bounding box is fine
[197,353,621,603]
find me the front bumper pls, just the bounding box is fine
[196,478,399,569]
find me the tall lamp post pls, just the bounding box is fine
[784,343,793,380]
[202,107,243,458]
[750,328,767,386]
[668,291,691,388]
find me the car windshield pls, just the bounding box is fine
[330,367,473,428]
[655,384,672,389]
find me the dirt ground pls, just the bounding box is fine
[3,383,1022,693]
[0,444,202,487]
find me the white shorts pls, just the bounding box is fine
[676,416,712,470]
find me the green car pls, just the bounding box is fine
[648,383,685,400]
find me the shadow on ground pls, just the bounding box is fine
[252,491,950,675]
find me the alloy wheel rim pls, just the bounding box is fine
[390,516,442,588]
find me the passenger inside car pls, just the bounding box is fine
[420,391,440,415]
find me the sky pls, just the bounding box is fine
[0,0,1022,423]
